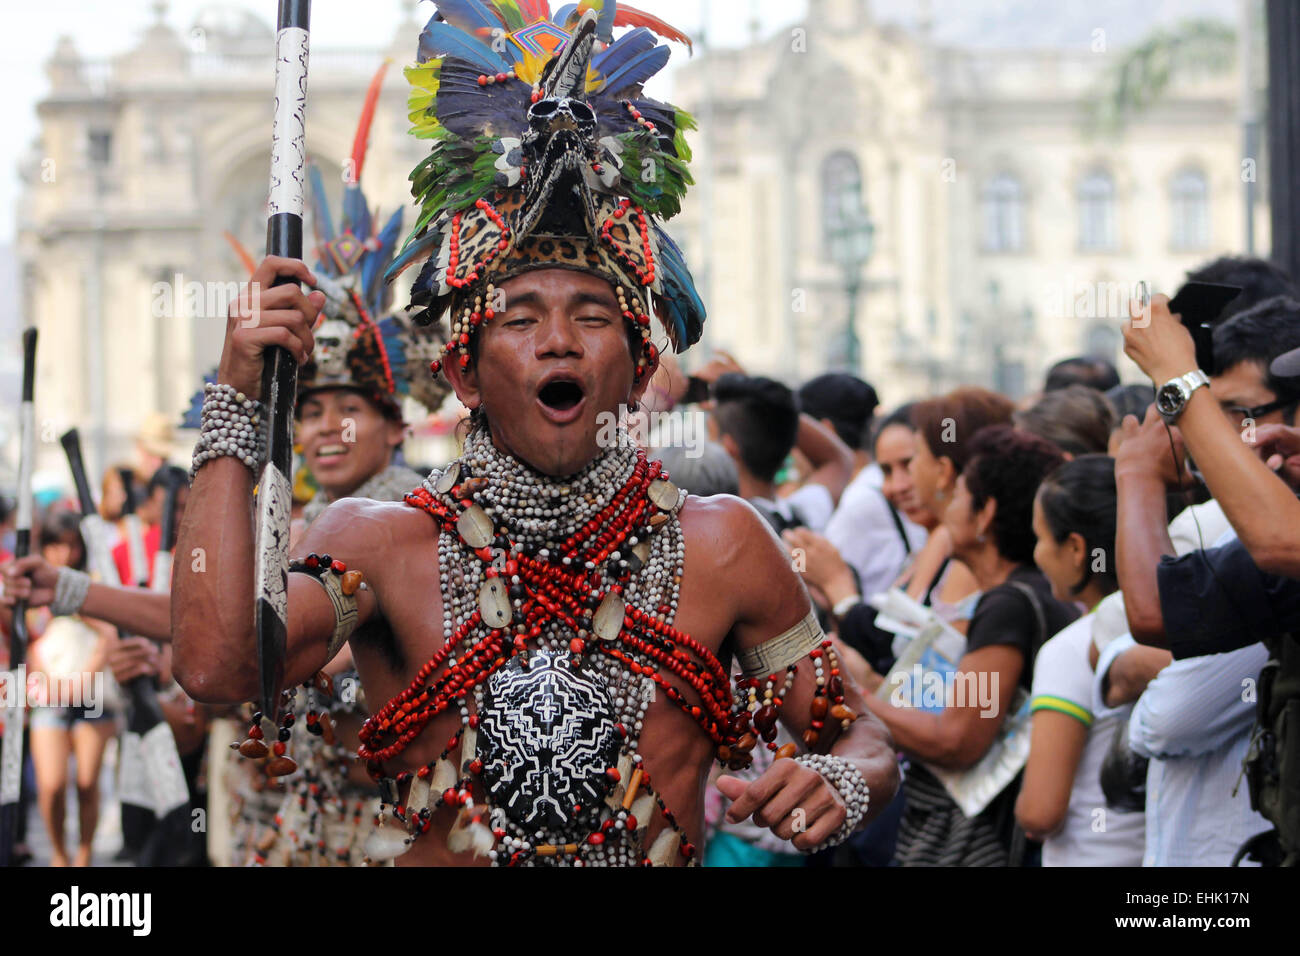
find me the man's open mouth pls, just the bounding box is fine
[537,379,585,412]
[315,444,348,461]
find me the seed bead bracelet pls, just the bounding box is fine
[190,383,265,480]
[793,752,870,852]
[51,567,92,617]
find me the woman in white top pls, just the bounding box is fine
[1018,455,1145,865]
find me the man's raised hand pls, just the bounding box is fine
[219,255,325,400]
[0,555,59,609]
[1253,423,1300,491]
[1123,292,1198,384]
[716,758,847,852]
[1114,405,1190,487]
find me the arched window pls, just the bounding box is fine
[981,173,1025,252]
[1170,167,1209,250]
[1078,169,1116,251]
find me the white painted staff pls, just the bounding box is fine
[254,0,312,731]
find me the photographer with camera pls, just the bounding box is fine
[1118,291,1300,865]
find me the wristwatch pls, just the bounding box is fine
[1155,369,1211,423]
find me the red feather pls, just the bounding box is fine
[223,231,258,277]
[613,3,693,53]
[516,0,551,22]
[350,60,392,184]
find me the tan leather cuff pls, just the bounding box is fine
[737,609,825,678]
[293,568,359,661]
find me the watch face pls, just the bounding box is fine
[1156,383,1183,416]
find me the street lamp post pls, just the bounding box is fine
[826,207,875,376]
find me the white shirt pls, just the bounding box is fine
[1127,634,1271,866]
[1167,499,1231,557]
[1031,615,1145,866]
[754,482,836,533]
[824,465,927,599]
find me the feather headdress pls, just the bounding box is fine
[386,0,704,380]
[186,64,452,428]
[294,62,452,419]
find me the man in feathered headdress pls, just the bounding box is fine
[169,1,898,867]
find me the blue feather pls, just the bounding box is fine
[377,316,409,391]
[418,19,510,72]
[342,186,371,244]
[363,208,405,313]
[593,27,654,78]
[594,0,617,41]
[598,44,669,94]
[308,163,336,246]
[387,230,443,282]
[553,3,578,26]
[653,223,705,348]
[434,0,506,35]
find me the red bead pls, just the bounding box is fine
[587,833,605,846]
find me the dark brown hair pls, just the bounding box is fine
[910,387,1015,474]
[1014,385,1115,456]
[964,425,1067,564]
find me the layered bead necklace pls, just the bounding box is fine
[357,424,743,866]
[355,424,853,866]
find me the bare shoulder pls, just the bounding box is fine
[297,496,433,561]
[678,493,780,558]
[679,493,798,585]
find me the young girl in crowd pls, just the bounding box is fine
[26,509,118,866]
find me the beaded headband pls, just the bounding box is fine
[384,0,706,382]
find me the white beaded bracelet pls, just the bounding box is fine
[794,752,870,852]
[190,382,266,480]
[51,566,92,617]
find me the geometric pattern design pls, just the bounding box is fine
[476,650,619,829]
[508,20,571,60]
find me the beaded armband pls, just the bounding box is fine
[724,634,860,771]
[737,609,824,678]
[290,552,367,662]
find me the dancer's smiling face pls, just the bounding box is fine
[445,269,658,477]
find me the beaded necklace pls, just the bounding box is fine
[355,425,853,866]
[358,425,740,866]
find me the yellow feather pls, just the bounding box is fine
[405,62,442,132]
[514,51,545,85]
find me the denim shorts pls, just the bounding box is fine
[29,705,116,731]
